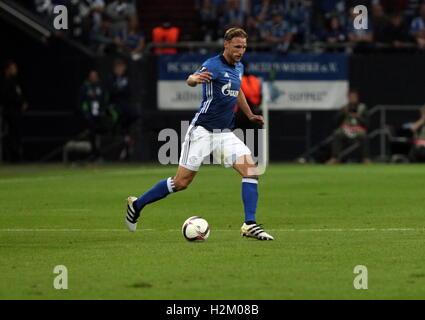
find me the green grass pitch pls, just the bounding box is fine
[0,163,424,300]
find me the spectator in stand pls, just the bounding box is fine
[381,13,411,49]
[320,15,347,51]
[410,3,425,49]
[245,15,263,43]
[124,20,146,60]
[106,0,137,40]
[90,0,106,29]
[212,0,227,20]
[239,0,252,17]
[312,0,346,31]
[91,15,123,54]
[251,0,265,20]
[286,0,313,44]
[371,3,390,43]
[408,105,425,162]
[0,61,28,162]
[267,0,287,17]
[253,0,287,25]
[262,11,296,53]
[220,0,248,33]
[195,0,220,41]
[152,15,180,55]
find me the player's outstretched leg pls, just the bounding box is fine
[126,177,175,232]
[233,155,274,240]
[126,166,196,232]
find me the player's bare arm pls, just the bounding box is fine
[186,72,213,87]
[237,89,264,126]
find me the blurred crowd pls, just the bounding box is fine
[33,0,145,58]
[194,0,425,52]
[30,0,425,54]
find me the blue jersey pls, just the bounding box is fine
[191,55,244,131]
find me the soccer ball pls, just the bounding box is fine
[182,216,210,241]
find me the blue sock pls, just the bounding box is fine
[242,177,258,224]
[134,177,177,212]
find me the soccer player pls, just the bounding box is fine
[126,28,274,240]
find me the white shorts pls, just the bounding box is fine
[179,125,252,171]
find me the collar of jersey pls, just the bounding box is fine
[220,55,236,68]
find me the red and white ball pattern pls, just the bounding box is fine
[182,216,210,241]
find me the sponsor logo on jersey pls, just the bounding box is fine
[221,80,239,97]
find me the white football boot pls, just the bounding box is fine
[240,223,274,240]
[126,196,139,232]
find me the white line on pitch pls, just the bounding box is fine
[0,176,65,183]
[0,228,423,233]
[0,229,135,232]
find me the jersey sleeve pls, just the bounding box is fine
[194,60,218,80]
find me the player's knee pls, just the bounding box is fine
[243,165,259,178]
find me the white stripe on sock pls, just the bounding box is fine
[242,178,258,184]
[166,177,175,193]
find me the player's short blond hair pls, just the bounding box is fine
[224,28,248,41]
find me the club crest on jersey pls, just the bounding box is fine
[221,80,239,97]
